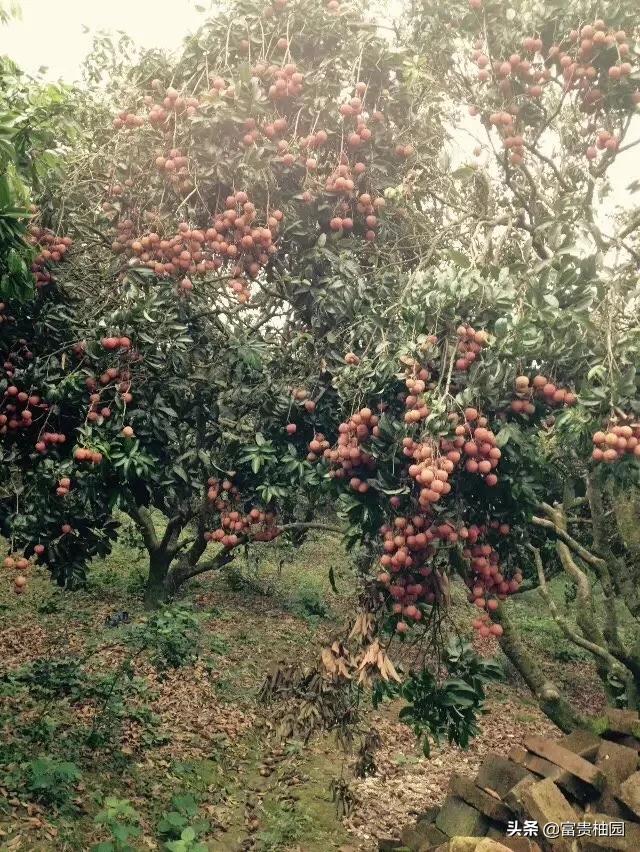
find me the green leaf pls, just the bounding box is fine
[173,465,189,482]
[494,318,509,338]
[447,250,471,268]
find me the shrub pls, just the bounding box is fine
[22,756,81,806]
[135,606,200,670]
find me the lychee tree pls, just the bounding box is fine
[1,0,451,606]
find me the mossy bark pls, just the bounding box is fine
[496,603,586,733]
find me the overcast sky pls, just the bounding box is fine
[2,0,207,81]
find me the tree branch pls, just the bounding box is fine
[167,548,235,591]
[529,545,620,670]
[277,521,344,535]
[127,504,159,554]
[161,513,190,555]
[531,514,606,569]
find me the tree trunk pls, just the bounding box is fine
[495,603,586,733]
[165,549,235,597]
[144,551,173,608]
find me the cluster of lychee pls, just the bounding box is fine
[205,476,280,548]
[306,432,331,463]
[291,387,316,413]
[464,537,522,624]
[154,147,193,193]
[74,446,104,465]
[0,386,50,444]
[112,191,282,303]
[455,324,489,371]
[86,363,133,392]
[402,362,432,425]
[550,23,635,96]
[113,83,202,131]
[79,347,137,433]
[26,226,73,288]
[259,62,305,101]
[35,432,65,454]
[592,421,640,463]
[469,22,637,166]
[377,516,455,632]
[586,130,625,161]
[317,407,379,488]
[2,338,34,378]
[403,436,454,505]
[511,374,577,412]
[55,476,72,498]
[112,110,146,130]
[3,552,32,595]
[442,409,501,487]
[327,191,384,242]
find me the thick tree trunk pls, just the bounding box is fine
[144,551,173,608]
[495,604,586,733]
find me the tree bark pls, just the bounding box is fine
[144,550,173,608]
[495,603,586,733]
[165,548,235,595]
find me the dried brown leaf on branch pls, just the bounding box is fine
[349,612,375,643]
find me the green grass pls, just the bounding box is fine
[257,800,314,851]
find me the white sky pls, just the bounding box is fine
[2,0,207,82]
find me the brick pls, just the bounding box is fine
[401,826,427,850]
[601,732,640,753]
[403,818,446,851]
[577,812,640,851]
[595,739,638,787]
[450,773,513,823]
[523,736,606,791]
[378,840,407,851]
[521,779,577,851]
[414,823,448,850]
[416,806,440,827]
[617,771,640,819]
[441,839,480,852]
[476,753,535,799]
[430,841,513,852]
[486,827,542,852]
[435,796,489,839]
[476,842,521,852]
[508,747,593,802]
[558,729,602,760]
[504,776,537,816]
[432,841,515,852]
[592,739,639,817]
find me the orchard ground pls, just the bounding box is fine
[0,523,608,851]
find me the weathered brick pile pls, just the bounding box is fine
[382,708,640,852]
